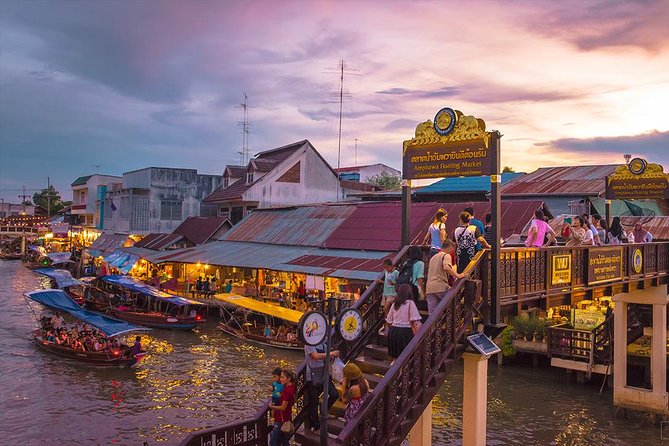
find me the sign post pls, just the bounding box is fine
[402,108,501,324]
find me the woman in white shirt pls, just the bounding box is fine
[385,284,421,360]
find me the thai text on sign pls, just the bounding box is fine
[587,247,623,285]
[403,140,492,180]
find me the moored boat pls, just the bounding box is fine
[34,268,86,305]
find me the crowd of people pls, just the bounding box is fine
[39,314,122,353]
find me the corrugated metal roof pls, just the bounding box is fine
[120,246,169,263]
[134,233,183,250]
[501,165,621,196]
[71,175,92,186]
[223,205,356,247]
[417,173,524,194]
[152,240,390,281]
[86,233,129,257]
[173,216,230,245]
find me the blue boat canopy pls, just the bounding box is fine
[103,249,139,274]
[100,275,205,307]
[24,289,149,337]
[35,268,83,289]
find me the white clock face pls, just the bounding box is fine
[339,309,363,342]
[300,311,328,346]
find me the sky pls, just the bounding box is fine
[1,0,668,202]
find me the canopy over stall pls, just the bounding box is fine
[217,293,304,324]
[100,275,205,307]
[46,252,72,265]
[103,249,140,274]
[24,289,148,337]
[35,268,83,289]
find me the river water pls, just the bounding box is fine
[0,261,661,445]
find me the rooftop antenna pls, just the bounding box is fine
[92,164,100,174]
[235,93,253,165]
[354,138,359,166]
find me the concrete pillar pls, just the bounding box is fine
[613,301,628,390]
[408,401,432,446]
[462,352,488,446]
[652,303,667,396]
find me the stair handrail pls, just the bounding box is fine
[335,250,487,445]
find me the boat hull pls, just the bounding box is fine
[218,323,303,351]
[31,331,140,367]
[109,310,204,330]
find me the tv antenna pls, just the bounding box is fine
[235,93,253,165]
[92,164,100,173]
[354,138,359,166]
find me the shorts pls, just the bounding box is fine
[382,295,396,306]
[272,396,280,406]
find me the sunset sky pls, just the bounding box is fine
[1,0,668,202]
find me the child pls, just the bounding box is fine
[375,259,398,335]
[271,367,284,408]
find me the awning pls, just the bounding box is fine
[35,268,83,288]
[216,293,304,324]
[24,289,149,337]
[87,234,129,257]
[100,275,205,307]
[119,246,169,264]
[103,249,139,274]
[47,252,72,265]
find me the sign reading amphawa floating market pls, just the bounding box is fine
[605,158,669,200]
[587,247,623,286]
[403,107,493,180]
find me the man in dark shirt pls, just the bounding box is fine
[464,206,485,251]
[129,336,143,356]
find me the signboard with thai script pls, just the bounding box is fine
[587,247,623,285]
[605,159,669,200]
[550,253,572,287]
[402,108,493,180]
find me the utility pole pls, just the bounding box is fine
[18,186,30,215]
[236,93,252,165]
[47,177,51,219]
[354,138,359,166]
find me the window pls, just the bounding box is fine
[200,203,218,217]
[247,172,254,183]
[160,200,182,220]
[223,176,229,188]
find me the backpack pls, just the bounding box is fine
[395,258,417,290]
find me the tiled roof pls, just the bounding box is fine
[340,180,379,192]
[251,158,280,172]
[87,233,129,257]
[203,177,254,203]
[254,140,307,162]
[71,175,93,186]
[172,216,231,245]
[501,165,621,196]
[224,165,247,177]
[134,233,183,250]
[417,173,524,194]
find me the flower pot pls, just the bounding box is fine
[525,334,534,342]
[534,334,544,343]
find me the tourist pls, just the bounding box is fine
[385,284,421,362]
[268,370,296,446]
[583,214,599,245]
[453,212,491,274]
[45,330,56,343]
[195,277,203,296]
[129,336,143,356]
[483,212,494,247]
[607,217,625,245]
[376,259,398,335]
[202,278,210,296]
[464,206,485,251]
[597,218,608,245]
[524,209,556,248]
[270,367,284,408]
[423,209,448,258]
[632,222,652,243]
[264,324,274,338]
[565,216,593,246]
[425,240,463,314]
[224,280,233,293]
[603,300,613,319]
[51,313,64,329]
[304,341,340,430]
[276,325,287,340]
[341,363,370,423]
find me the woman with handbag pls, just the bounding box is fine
[385,284,422,362]
[268,370,296,446]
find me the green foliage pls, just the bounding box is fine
[500,326,516,357]
[32,185,67,214]
[502,166,515,173]
[367,171,401,190]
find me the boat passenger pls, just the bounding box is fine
[45,330,56,343]
[276,325,288,340]
[51,313,64,329]
[129,336,143,356]
[286,331,297,342]
[264,324,274,338]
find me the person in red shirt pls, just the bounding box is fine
[268,370,296,446]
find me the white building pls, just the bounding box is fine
[101,167,222,234]
[70,174,122,227]
[0,202,35,218]
[203,140,343,223]
[335,163,401,183]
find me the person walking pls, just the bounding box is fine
[464,206,485,251]
[423,209,448,258]
[425,240,463,314]
[268,370,296,446]
[453,212,491,274]
[525,209,556,247]
[376,259,398,335]
[304,341,340,431]
[385,284,421,361]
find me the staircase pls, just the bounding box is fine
[178,246,487,446]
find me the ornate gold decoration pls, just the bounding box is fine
[608,162,668,184]
[404,110,489,152]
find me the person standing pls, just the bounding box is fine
[423,209,448,258]
[453,212,491,274]
[607,217,625,245]
[268,370,296,446]
[632,222,652,243]
[464,206,485,251]
[376,259,398,335]
[597,218,608,245]
[304,342,340,431]
[584,214,599,245]
[483,212,494,247]
[425,240,463,314]
[386,284,421,361]
[524,209,556,247]
[565,216,593,246]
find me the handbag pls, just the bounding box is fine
[407,302,421,335]
[280,421,295,435]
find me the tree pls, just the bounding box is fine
[502,166,515,173]
[367,171,402,190]
[32,185,68,215]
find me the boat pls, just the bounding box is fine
[24,289,149,367]
[217,294,304,351]
[94,275,207,330]
[34,268,86,305]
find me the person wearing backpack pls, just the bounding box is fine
[396,246,425,300]
[425,240,464,314]
[453,212,490,274]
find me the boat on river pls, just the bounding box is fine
[24,289,148,367]
[91,275,207,330]
[34,268,86,305]
[217,294,304,351]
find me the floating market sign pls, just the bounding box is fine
[587,247,623,286]
[550,253,572,287]
[402,108,493,180]
[605,158,669,200]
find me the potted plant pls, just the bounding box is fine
[524,318,536,342]
[512,317,526,340]
[534,319,548,342]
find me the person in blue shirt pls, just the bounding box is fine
[464,206,485,251]
[224,280,233,293]
[270,367,284,406]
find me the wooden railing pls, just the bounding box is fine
[335,251,485,445]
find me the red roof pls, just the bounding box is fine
[135,233,183,250]
[172,217,231,245]
[251,158,280,172]
[287,255,387,274]
[203,177,253,203]
[340,180,379,192]
[501,164,621,196]
[224,165,246,178]
[254,140,306,162]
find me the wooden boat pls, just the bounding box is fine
[217,294,304,351]
[95,275,207,330]
[34,268,86,306]
[24,289,149,367]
